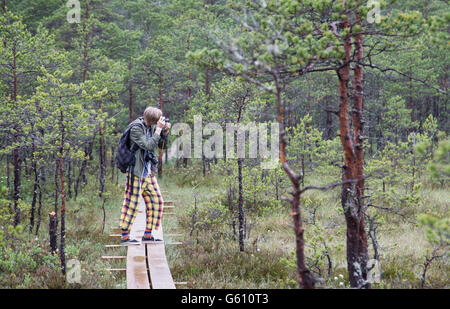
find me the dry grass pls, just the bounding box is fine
[160,165,449,289]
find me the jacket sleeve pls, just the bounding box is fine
[130,124,161,152]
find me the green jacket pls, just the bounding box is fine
[129,117,167,177]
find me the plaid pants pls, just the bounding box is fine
[119,172,164,232]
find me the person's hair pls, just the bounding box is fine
[143,107,162,126]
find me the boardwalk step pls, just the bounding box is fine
[167,242,183,245]
[105,244,122,248]
[102,255,126,259]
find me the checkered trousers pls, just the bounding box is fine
[119,172,164,232]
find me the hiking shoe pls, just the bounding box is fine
[141,235,163,243]
[120,238,140,246]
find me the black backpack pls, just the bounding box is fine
[115,122,142,174]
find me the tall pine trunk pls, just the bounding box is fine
[237,157,244,252]
[58,108,67,275]
[29,140,38,233]
[12,43,22,227]
[337,11,370,289]
[35,166,45,235]
[99,102,106,197]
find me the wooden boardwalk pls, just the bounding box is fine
[106,190,178,289]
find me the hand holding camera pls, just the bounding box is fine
[156,116,171,136]
[157,116,166,129]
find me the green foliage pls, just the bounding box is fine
[427,134,450,184]
[418,214,449,245]
[285,114,342,177]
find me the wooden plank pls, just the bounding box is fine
[102,255,126,259]
[109,234,121,238]
[126,199,151,289]
[146,220,176,289]
[166,242,183,245]
[105,244,122,248]
[147,242,176,289]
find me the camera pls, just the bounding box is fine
[145,151,159,166]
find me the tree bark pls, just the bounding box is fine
[409,64,415,124]
[30,142,38,233]
[275,71,315,289]
[35,166,44,235]
[336,9,370,289]
[74,133,95,198]
[12,43,21,227]
[58,108,67,275]
[67,160,72,199]
[6,154,10,199]
[54,159,59,230]
[99,113,106,197]
[81,2,90,83]
[237,157,245,252]
[49,212,57,254]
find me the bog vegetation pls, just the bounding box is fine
[0,0,448,289]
